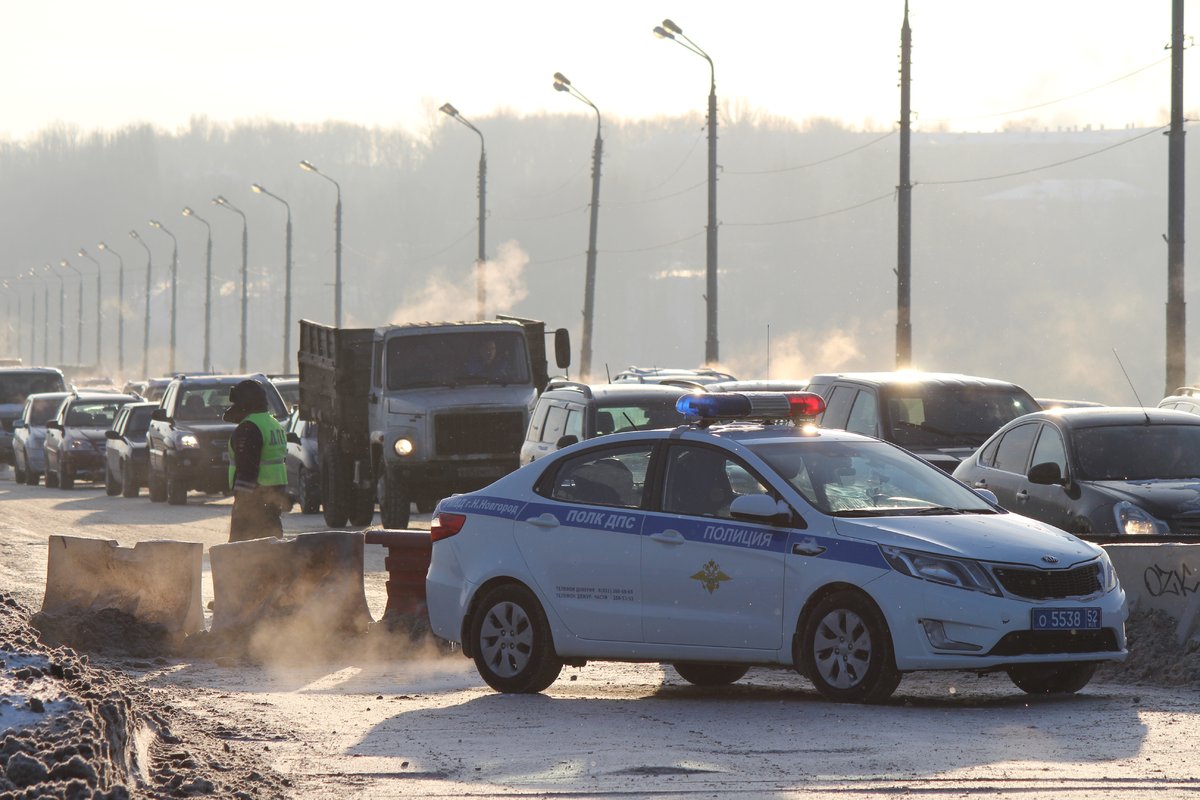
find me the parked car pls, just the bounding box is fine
[807,371,1041,472]
[104,401,158,497]
[1037,398,1104,410]
[610,366,736,386]
[428,390,1126,703]
[284,406,321,514]
[147,373,288,505]
[519,381,689,464]
[43,392,141,489]
[1157,386,1200,415]
[0,367,67,467]
[271,375,300,411]
[706,379,810,393]
[11,391,70,485]
[953,406,1200,539]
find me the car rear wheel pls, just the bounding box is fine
[1006,662,1097,695]
[105,462,121,496]
[121,459,139,498]
[25,467,40,486]
[13,457,26,484]
[470,583,563,694]
[59,461,75,490]
[297,467,320,514]
[148,470,167,503]
[798,590,901,704]
[671,663,750,686]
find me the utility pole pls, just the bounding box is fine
[896,0,913,369]
[1166,0,1186,396]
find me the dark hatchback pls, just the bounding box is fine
[953,406,1200,539]
[104,402,158,497]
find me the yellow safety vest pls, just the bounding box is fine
[228,412,288,488]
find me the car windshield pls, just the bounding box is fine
[0,373,65,405]
[594,400,682,436]
[65,400,126,428]
[176,387,230,421]
[28,396,63,426]
[749,439,996,517]
[274,381,299,409]
[1074,424,1200,481]
[885,386,1039,448]
[386,330,531,389]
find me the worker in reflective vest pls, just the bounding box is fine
[224,379,290,542]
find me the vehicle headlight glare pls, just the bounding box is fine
[881,546,1000,596]
[1097,552,1119,593]
[1114,501,1167,536]
[68,438,90,450]
[179,434,199,448]
[393,438,414,457]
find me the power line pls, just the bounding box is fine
[601,229,705,254]
[606,179,708,209]
[724,190,896,228]
[406,224,478,264]
[724,129,898,175]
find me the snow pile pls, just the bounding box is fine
[1098,609,1200,686]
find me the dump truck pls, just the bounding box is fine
[298,316,570,529]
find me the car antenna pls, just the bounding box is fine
[604,363,611,383]
[1112,348,1151,425]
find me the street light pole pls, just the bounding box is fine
[213,196,249,372]
[298,161,343,327]
[148,220,179,374]
[654,18,719,364]
[181,208,213,373]
[78,248,103,370]
[44,264,64,365]
[129,230,152,378]
[58,259,83,365]
[251,183,293,374]
[552,72,604,382]
[439,104,488,320]
[97,243,125,376]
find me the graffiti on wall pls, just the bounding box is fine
[1144,563,1200,598]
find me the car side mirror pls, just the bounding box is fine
[104,430,120,440]
[555,434,579,450]
[553,328,571,369]
[729,494,796,526]
[286,432,301,445]
[151,408,168,422]
[1028,461,1066,486]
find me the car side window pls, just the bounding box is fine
[1030,424,1067,473]
[527,401,550,442]
[819,386,856,429]
[661,444,769,520]
[846,391,879,437]
[977,437,1002,467]
[548,444,654,508]
[540,405,568,444]
[564,407,583,442]
[113,407,129,432]
[992,423,1039,474]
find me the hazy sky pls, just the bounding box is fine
[2,1,1188,141]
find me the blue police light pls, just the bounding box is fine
[675,391,826,424]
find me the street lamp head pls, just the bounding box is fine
[298,160,318,173]
[553,82,569,92]
[77,249,87,258]
[182,206,194,217]
[128,230,140,241]
[662,18,683,34]
[59,259,69,268]
[212,196,227,207]
[553,72,571,86]
[97,242,108,251]
[653,25,675,40]
[149,220,162,229]
[251,183,265,194]
[439,103,459,118]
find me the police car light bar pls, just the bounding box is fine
[675,391,826,424]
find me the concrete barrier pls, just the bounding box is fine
[209,531,373,634]
[364,529,432,627]
[42,536,204,636]
[1103,542,1200,643]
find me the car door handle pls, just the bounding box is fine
[649,530,685,545]
[1015,489,1029,503]
[525,513,559,529]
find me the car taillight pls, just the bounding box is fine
[431,513,467,542]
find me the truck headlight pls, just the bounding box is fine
[881,546,1001,596]
[179,434,199,448]
[393,438,414,456]
[1114,501,1168,535]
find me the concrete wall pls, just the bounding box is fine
[1103,543,1200,642]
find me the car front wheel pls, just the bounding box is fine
[671,663,750,686]
[798,590,901,704]
[121,459,139,498]
[148,470,167,503]
[1007,662,1097,695]
[105,462,121,496]
[470,583,563,694]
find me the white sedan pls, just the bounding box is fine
[427,392,1127,703]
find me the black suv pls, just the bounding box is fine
[147,374,287,505]
[807,371,1040,472]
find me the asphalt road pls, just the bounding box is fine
[2,468,1199,799]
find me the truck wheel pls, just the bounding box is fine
[1007,662,1097,695]
[166,473,188,505]
[148,470,167,503]
[349,486,376,527]
[470,583,563,694]
[121,460,139,498]
[321,454,349,527]
[378,471,410,529]
[105,463,121,496]
[298,467,321,514]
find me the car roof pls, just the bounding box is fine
[706,379,810,392]
[65,392,141,403]
[1021,406,1200,429]
[0,367,64,375]
[541,382,689,402]
[26,391,70,400]
[808,371,1028,390]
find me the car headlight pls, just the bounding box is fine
[67,438,91,450]
[1096,551,1119,593]
[393,438,414,457]
[881,546,1001,596]
[1113,501,1168,536]
[179,434,200,448]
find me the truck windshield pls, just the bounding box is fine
[885,386,1039,449]
[387,331,531,389]
[0,372,66,405]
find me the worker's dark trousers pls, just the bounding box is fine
[229,485,290,543]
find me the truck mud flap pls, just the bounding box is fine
[209,531,373,634]
[42,536,204,636]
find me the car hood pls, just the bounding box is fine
[832,512,1101,568]
[175,422,237,436]
[1085,479,1200,518]
[69,428,114,446]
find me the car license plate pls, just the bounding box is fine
[1031,607,1101,630]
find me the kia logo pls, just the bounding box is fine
[1041,555,1059,564]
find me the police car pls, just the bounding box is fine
[426,391,1127,703]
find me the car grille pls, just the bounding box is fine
[434,411,524,457]
[992,563,1102,600]
[1168,515,1200,535]
[988,629,1119,656]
